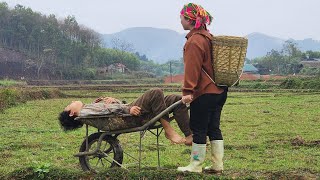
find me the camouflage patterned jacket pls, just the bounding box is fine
[79,102,130,117]
[77,102,141,131]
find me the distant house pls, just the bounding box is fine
[240,63,261,80]
[243,64,259,74]
[300,58,320,68]
[107,63,127,73]
[96,63,128,76]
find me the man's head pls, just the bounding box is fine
[180,3,213,30]
[58,110,83,131]
[58,101,84,131]
[64,100,84,116]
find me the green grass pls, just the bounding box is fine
[0,91,319,179]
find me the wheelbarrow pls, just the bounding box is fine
[73,100,183,172]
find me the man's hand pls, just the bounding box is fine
[94,97,103,103]
[130,106,141,116]
[94,97,118,104]
[103,97,117,104]
[182,95,193,104]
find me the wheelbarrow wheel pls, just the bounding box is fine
[79,132,123,172]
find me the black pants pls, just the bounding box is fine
[190,89,228,144]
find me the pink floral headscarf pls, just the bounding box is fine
[180,3,213,29]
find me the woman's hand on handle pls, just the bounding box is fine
[182,95,193,104]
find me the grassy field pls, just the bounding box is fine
[0,90,319,179]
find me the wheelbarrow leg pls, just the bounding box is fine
[157,127,160,168]
[85,124,89,151]
[139,131,142,171]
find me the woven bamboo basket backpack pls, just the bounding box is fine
[202,36,248,87]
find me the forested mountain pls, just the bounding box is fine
[0,2,140,80]
[103,29,320,62]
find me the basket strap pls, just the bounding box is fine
[191,32,216,85]
[202,68,216,84]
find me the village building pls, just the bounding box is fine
[96,63,129,76]
[240,63,261,80]
[300,58,320,68]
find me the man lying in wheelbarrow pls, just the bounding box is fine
[58,88,192,145]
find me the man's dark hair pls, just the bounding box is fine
[58,111,83,131]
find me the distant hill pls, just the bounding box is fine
[102,27,186,64]
[102,28,320,63]
[246,32,284,59]
[246,33,320,59]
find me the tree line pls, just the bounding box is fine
[0,2,143,79]
[0,3,187,80]
[251,41,320,76]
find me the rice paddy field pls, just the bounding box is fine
[0,88,319,179]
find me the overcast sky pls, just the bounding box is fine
[3,0,320,40]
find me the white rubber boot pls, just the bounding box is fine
[204,140,224,174]
[177,142,206,173]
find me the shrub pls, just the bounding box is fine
[236,80,277,89]
[299,67,320,76]
[132,71,156,78]
[280,77,320,89]
[0,88,19,110]
[63,68,96,80]
[33,162,50,179]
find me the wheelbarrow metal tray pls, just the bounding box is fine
[76,114,140,131]
[74,100,182,134]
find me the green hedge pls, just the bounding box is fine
[0,88,65,112]
[280,77,320,89]
[0,79,26,87]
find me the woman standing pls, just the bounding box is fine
[178,3,228,174]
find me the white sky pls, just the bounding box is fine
[3,0,320,40]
